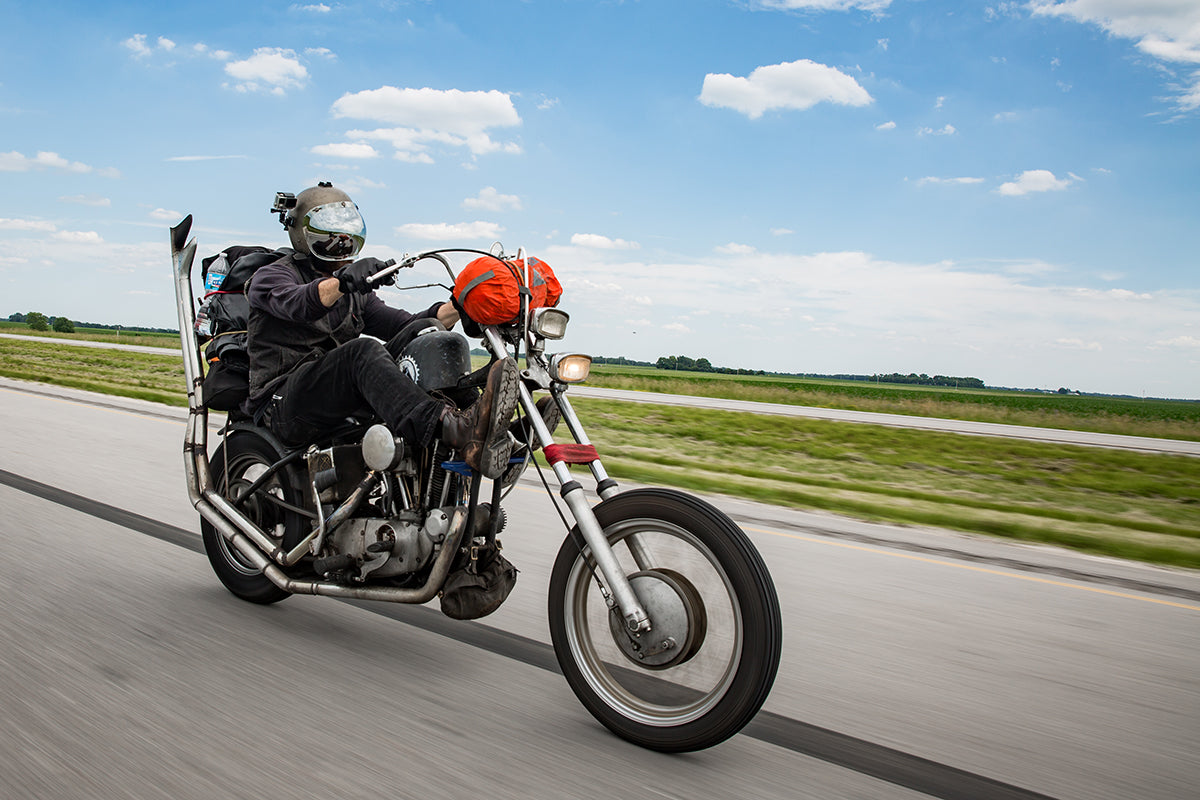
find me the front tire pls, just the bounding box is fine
[548,488,782,752]
[201,431,306,604]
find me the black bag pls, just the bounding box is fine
[439,545,518,620]
[195,246,288,411]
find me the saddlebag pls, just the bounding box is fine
[438,544,518,620]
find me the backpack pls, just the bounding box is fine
[194,246,288,411]
[452,255,562,325]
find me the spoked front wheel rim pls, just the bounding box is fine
[561,517,744,727]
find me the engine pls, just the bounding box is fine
[323,508,451,580]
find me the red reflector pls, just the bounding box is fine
[544,444,599,465]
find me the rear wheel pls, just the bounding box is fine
[548,488,782,752]
[201,432,307,604]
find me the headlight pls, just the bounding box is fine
[531,307,569,340]
[549,353,592,383]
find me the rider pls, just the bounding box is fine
[244,182,518,479]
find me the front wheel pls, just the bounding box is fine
[548,488,782,752]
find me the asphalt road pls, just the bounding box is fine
[1,378,1198,800]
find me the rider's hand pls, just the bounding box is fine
[334,257,396,294]
[450,294,483,337]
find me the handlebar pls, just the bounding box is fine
[367,249,484,288]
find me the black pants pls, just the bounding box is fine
[268,325,446,448]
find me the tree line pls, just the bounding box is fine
[7,311,74,333]
[652,355,984,386]
[6,312,176,335]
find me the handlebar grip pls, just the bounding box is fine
[368,258,402,286]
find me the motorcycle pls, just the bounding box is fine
[170,215,781,752]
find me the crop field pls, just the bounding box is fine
[1,333,1197,567]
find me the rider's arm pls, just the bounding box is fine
[247,261,335,321]
[361,294,445,338]
[435,301,460,328]
[317,277,343,308]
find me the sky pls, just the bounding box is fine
[1,0,1198,399]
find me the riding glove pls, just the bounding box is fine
[334,257,396,294]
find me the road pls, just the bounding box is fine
[1,378,1198,800]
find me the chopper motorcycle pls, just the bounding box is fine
[170,214,781,752]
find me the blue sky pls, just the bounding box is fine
[2,0,1198,398]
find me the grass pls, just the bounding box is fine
[2,333,1198,568]
[0,320,180,350]
[0,336,186,406]
[556,398,1200,569]
[585,364,1200,442]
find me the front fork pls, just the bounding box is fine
[508,361,653,634]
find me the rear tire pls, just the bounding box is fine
[201,431,306,604]
[548,488,782,752]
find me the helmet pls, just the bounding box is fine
[281,182,366,264]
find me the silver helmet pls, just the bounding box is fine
[280,182,366,263]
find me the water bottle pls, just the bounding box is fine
[204,252,231,294]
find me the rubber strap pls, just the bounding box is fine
[544,444,599,465]
[456,269,496,304]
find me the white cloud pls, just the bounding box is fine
[59,194,111,207]
[771,228,794,236]
[1055,338,1103,351]
[918,124,957,136]
[395,221,504,241]
[331,87,521,162]
[753,1,893,11]
[539,246,1200,395]
[716,242,757,255]
[53,230,103,243]
[917,176,985,186]
[0,150,117,177]
[699,59,872,119]
[166,155,248,162]
[291,3,331,12]
[122,34,153,57]
[224,48,308,94]
[662,322,693,334]
[305,47,336,59]
[463,186,522,212]
[311,142,379,159]
[875,120,896,130]
[149,208,181,221]
[122,33,180,58]
[997,169,1076,195]
[333,87,519,133]
[1030,1,1200,111]
[0,218,56,232]
[1155,335,1200,349]
[571,233,641,250]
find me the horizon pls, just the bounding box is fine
[4,313,1196,402]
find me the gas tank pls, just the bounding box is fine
[397,329,473,392]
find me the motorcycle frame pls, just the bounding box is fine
[170,217,651,631]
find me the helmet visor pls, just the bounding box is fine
[302,201,366,262]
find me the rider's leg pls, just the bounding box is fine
[269,338,517,478]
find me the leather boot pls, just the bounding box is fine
[440,358,518,479]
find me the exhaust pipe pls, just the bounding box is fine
[196,496,469,603]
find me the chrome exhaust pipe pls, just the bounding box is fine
[198,497,469,603]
